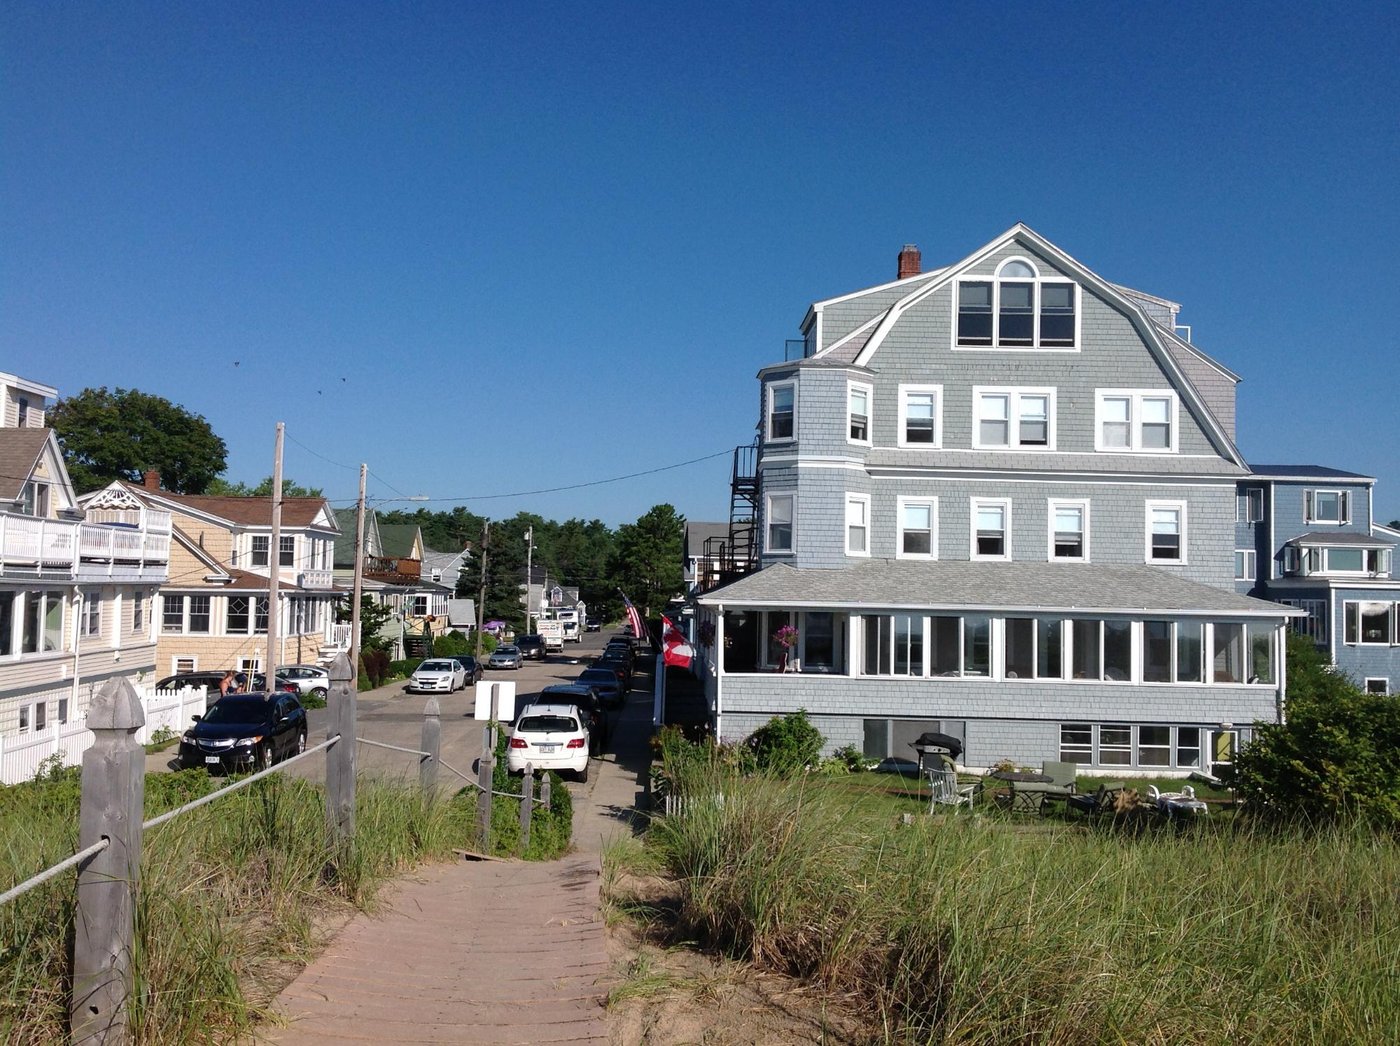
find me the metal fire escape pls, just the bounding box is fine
[700,442,759,591]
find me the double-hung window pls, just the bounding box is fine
[1304,489,1349,524]
[162,594,184,634]
[1234,549,1256,580]
[1049,500,1088,561]
[1237,488,1263,523]
[898,385,941,447]
[845,495,870,556]
[971,499,1010,560]
[767,382,796,441]
[955,259,1078,349]
[1096,391,1178,452]
[132,592,144,633]
[1147,502,1186,563]
[974,389,1054,449]
[279,536,295,567]
[81,596,101,638]
[766,494,794,554]
[847,383,871,444]
[251,536,270,567]
[897,497,936,559]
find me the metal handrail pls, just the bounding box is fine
[0,736,342,907]
[357,738,429,758]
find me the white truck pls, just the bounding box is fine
[539,618,565,655]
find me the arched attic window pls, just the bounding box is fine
[957,256,1077,349]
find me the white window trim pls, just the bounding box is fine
[1047,499,1090,562]
[972,386,1057,450]
[1095,390,1180,453]
[765,492,796,555]
[1364,677,1390,694]
[1234,548,1256,581]
[1145,500,1188,565]
[896,383,943,449]
[81,596,102,638]
[896,496,938,561]
[846,381,873,447]
[970,497,1012,561]
[766,381,797,443]
[951,259,1081,352]
[1304,489,1350,525]
[845,494,871,557]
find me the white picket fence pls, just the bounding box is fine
[0,686,207,785]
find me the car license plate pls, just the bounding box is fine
[204,756,221,765]
[538,744,558,753]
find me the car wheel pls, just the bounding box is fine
[576,761,589,783]
[296,731,307,756]
[310,687,328,702]
[258,741,275,770]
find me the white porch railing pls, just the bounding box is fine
[0,685,205,785]
[0,510,171,580]
[329,622,353,650]
[297,568,335,590]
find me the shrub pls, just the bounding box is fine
[1227,634,1400,828]
[359,648,392,688]
[484,724,573,859]
[388,658,422,681]
[433,631,470,656]
[744,709,824,776]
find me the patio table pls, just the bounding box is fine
[988,770,1053,813]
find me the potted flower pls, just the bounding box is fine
[773,624,798,672]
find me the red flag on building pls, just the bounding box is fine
[621,593,647,641]
[661,614,693,669]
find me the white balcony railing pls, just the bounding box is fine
[297,568,335,590]
[0,511,171,580]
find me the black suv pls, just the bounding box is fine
[538,684,609,752]
[516,634,547,660]
[178,693,308,773]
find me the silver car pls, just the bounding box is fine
[488,645,522,670]
[276,664,331,701]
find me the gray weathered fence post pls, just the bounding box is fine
[71,678,146,1045]
[476,724,495,851]
[325,653,357,853]
[519,764,533,849]
[540,771,551,811]
[420,696,440,796]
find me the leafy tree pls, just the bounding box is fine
[49,386,227,494]
[1226,633,1400,828]
[336,595,394,654]
[206,476,324,497]
[612,504,685,616]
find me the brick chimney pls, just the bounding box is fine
[897,244,921,279]
[143,470,161,491]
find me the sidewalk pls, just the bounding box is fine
[259,661,658,1044]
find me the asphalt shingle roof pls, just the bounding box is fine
[698,559,1293,617]
[1246,464,1374,481]
[0,428,51,501]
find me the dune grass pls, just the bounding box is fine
[618,760,1400,1044]
[0,768,479,1044]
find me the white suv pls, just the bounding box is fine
[507,702,590,781]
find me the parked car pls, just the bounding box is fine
[178,693,307,773]
[276,664,330,700]
[539,684,609,752]
[451,655,484,686]
[406,658,468,693]
[585,618,601,632]
[155,671,295,700]
[488,645,523,670]
[516,634,547,660]
[507,702,590,781]
[591,655,631,690]
[575,666,625,709]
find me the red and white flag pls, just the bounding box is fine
[622,593,647,641]
[661,614,693,669]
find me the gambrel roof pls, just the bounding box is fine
[802,223,1247,469]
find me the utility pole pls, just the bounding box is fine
[525,526,534,634]
[475,520,489,657]
[349,463,367,675]
[266,422,284,683]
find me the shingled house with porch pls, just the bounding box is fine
[694,225,1298,776]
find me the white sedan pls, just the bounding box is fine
[406,658,467,693]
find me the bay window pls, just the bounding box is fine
[767,383,796,441]
[848,384,871,443]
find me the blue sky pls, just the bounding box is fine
[4,1,1398,525]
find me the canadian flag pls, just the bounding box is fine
[661,614,694,669]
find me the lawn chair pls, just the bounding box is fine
[1147,784,1210,819]
[927,766,977,813]
[1018,760,1079,815]
[1066,781,1127,818]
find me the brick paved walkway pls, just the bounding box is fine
[261,853,608,1044]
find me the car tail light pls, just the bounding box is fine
[566,738,586,749]
[509,737,528,749]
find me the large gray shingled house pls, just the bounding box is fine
[693,224,1298,777]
